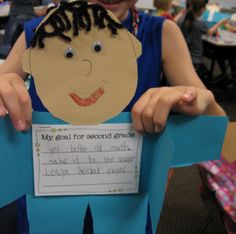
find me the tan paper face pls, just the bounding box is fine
[22,6,141,125]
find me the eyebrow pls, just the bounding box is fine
[31,0,124,48]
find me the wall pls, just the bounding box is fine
[136,0,154,10]
[210,0,236,9]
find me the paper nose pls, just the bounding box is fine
[81,59,92,76]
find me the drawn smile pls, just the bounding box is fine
[69,87,105,106]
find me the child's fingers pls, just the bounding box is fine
[131,89,152,133]
[0,81,27,131]
[180,87,197,103]
[11,79,32,127]
[0,98,8,117]
[152,90,186,133]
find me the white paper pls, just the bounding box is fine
[208,10,215,22]
[32,124,143,196]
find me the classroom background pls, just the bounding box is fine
[0,0,235,233]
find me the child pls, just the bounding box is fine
[154,0,174,20]
[177,0,228,85]
[154,0,186,22]
[0,0,226,234]
[0,0,35,57]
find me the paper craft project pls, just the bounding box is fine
[22,1,141,125]
[0,112,228,234]
[0,1,230,234]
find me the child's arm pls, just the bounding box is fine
[173,8,186,23]
[131,20,226,134]
[207,18,228,36]
[0,32,32,131]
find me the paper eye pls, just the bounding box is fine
[64,48,76,58]
[92,41,103,52]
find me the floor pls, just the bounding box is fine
[157,166,226,234]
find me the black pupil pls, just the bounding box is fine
[66,51,73,58]
[94,44,101,52]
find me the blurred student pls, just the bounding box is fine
[0,0,35,58]
[154,0,186,22]
[177,0,227,86]
[5,0,35,43]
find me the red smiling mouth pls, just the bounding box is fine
[97,0,123,4]
[69,87,105,106]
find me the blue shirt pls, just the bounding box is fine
[19,11,165,234]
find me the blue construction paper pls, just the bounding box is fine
[0,111,228,234]
[27,195,88,234]
[0,117,30,206]
[148,129,175,231]
[202,10,231,27]
[90,195,148,234]
[168,115,228,167]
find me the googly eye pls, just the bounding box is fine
[64,48,76,58]
[92,41,103,52]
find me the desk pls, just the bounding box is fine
[202,30,236,80]
[203,30,236,46]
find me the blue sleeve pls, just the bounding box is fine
[24,16,44,48]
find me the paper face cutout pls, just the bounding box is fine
[22,2,142,125]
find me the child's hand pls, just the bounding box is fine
[0,73,32,131]
[131,86,215,133]
[220,18,228,25]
